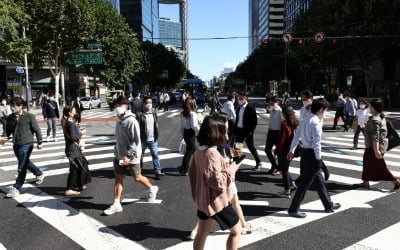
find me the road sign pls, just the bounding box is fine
[16,67,24,74]
[68,51,103,65]
[282,33,293,43]
[314,32,325,43]
[87,41,102,49]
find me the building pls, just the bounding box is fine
[284,0,312,32]
[159,17,182,48]
[120,0,159,42]
[249,0,285,54]
[106,0,120,13]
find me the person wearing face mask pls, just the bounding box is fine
[104,96,159,215]
[5,97,45,198]
[262,96,282,174]
[138,96,164,179]
[42,92,60,142]
[223,93,236,147]
[0,98,12,137]
[352,100,369,150]
[286,98,341,218]
[234,92,261,169]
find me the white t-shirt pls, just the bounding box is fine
[356,108,369,126]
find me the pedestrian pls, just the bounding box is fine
[352,99,369,150]
[283,91,290,107]
[163,91,170,111]
[264,96,281,174]
[42,92,60,142]
[0,97,12,136]
[223,93,236,147]
[61,106,91,196]
[235,92,262,170]
[332,93,346,130]
[138,96,164,179]
[287,98,341,218]
[188,114,242,250]
[130,91,143,118]
[103,96,159,215]
[343,92,357,132]
[353,99,400,191]
[5,97,45,198]
[179,98,200,175]
[158,91,165,111]
[72,96,82,124]
[274,106,298,198]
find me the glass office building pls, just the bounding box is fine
[106,0,120,13]
[120,0,159,42]
[159,18,182,48]
[284,0,313,32]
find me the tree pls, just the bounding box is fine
[86,0,142,88]
[19,0,94,101]
[0,0,30,62]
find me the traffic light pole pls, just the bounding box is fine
[23,26,30,111]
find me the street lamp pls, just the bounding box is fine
[22,25,30,111]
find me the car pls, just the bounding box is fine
[80,96,101,110]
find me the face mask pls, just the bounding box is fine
[1,101,6,105]
[238,100,244,106]
[145,104,152,110]
[360,104,366,109]
[114,107,125,116]
[303,100,309,107]
[49,97,54,101]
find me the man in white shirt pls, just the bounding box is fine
[223,93,236,146]
[263,96,281,173]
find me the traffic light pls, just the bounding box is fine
[262,39,269,45]
[298,39,304,45]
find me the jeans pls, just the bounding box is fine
[288,149,333,212]
[235,128,261,164]
[265,130,280,170]
[278,156,293,190]
[13,143,43,190]
[140,140,162,174]
[46,118,57,138]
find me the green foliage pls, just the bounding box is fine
[86,0,142,87]
[0,0,31,62]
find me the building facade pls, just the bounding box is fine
[159,17,182,48]
[106,0,120,13]
[284,0,312,32]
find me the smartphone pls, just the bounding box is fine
[234,155,246,165]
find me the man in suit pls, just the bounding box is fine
[235,92,261,169]
[130,91,143,118]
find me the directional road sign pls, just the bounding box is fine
[314,32,325,43]
[282,33,293,43]
[68,51,103,65]
[16,67,25,74]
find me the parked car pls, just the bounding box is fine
[80,96,101,110]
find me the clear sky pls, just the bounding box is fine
[159,1,249,81]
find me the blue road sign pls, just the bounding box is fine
[16,67,24,74]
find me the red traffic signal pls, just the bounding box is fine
[298,39,304,44]
[262,39,269,45]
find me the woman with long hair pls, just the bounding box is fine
[62,106,91,196]
[188,114,242,250]
[354,99,400,191]
[275,106,299,197]
[179,98,200,175]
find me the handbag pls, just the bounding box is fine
[293,141,302,158]
[386,121,400,151]
[178,138,186,154]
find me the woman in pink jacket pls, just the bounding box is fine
[188,115,242,250]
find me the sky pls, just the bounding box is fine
[159,1,249,81]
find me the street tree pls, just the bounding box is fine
[19,0,94,102]
[0,0,30,62]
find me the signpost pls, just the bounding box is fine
[68,51,103,65]
[282,33,293,44]
[314,32,325,43]
[16,67,25,74]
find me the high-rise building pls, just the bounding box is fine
[106,0,120,13]
[120,0,159,42]
[159,18,182,48]
[249,0,285,54]
[284,0,313,32]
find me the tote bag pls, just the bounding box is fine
[387,121,400,151]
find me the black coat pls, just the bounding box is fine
[235,104,257,133]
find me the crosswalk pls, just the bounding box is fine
[1,122,400,249]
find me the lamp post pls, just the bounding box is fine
[22,26,30,111]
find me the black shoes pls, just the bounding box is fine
[391,182,400,192]
[288,211,307,218]
[252,163,262,171]
[325,203,341,213]
[155,172,165,180]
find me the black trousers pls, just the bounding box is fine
[353,125,365,147]
[235,128,261,164]
[265,130,280,170]
[181,129,196,174]
[289,149,333,212]
[0,117,7,136]
[333,108,345,128]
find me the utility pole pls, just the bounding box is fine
[23,26,30,111]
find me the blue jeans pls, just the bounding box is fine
[141,140,162,174]
[13,143,43,190]
[278,156,293,190]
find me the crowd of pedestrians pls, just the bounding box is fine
[1,88,400,250]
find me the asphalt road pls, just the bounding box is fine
[1,98,400,250]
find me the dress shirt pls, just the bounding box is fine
[290,112,323,160]
[237,103,248,128]
[180,111,200,136]
[356,108,369,126]
[223,100,236,121]
[268,105,282,131]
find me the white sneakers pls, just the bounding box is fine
[35,174,45,185]
[6,187,20,198]
[104,203,123,215]
[46,136,58,142]
[53,137,58,142]
[46,136,51,142]
[148,185,159,202]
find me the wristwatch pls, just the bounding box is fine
[126,152,136,159]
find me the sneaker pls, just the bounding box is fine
[325,202,341,213]
[252,163,261,171]
[46,136,51,142]
[272,169,281,176]
[289,182,298,192]
[5,186,20,198]
[35,174,45,185]
[155,172,165,180]
[104,203,123,215]
[65,190,80,196]
[148,185,159,202]
[53,137,58,142]
[241,224,252,235]
[188,230,197,240]
[278,190,291,198]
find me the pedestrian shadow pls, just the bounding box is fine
[89,169,115,179]
[100,222,188,242]
[241,205,287,217]
[236,170,282,186]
